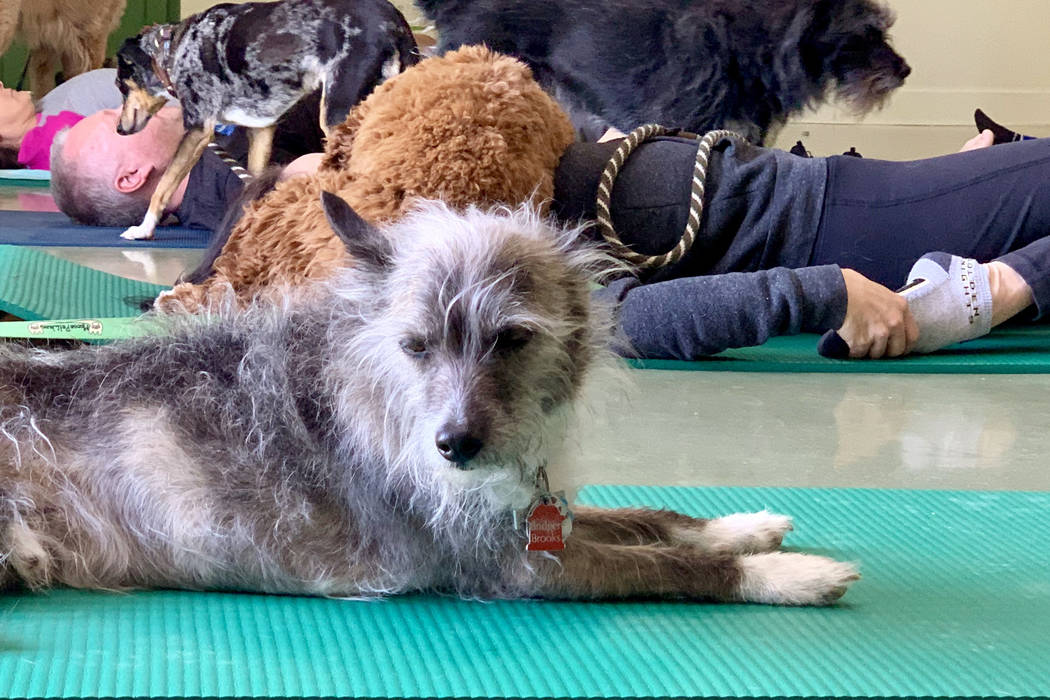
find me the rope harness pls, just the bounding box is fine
[594,124,749,271]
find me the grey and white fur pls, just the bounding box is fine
[0,196,858,604]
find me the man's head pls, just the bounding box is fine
[50,106,185,226]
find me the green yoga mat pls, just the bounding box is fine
[0,485,1045,699]
[0,169,49,186]
[0,246,165,321]
[629,326,1050,373]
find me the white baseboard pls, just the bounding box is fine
[800,89,1050,128]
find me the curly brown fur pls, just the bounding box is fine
[156,46,576,314]
[0,0,126,99]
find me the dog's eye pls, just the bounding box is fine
[400,337,428,358]
[493,327,534,353]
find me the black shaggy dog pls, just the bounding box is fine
[417,0,911,143]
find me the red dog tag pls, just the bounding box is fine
[526,501,567,551]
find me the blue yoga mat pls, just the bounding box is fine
[0,211,211,248]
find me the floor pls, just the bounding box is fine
[4,183,1049,499]
[0,185,202,287]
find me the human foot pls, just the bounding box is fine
[820,255,1033,358]
[899,253,1005,353]
[974,109,1035,145]
[960,129,994,152]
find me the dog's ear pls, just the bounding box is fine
[116,38,150,81]
[321,191,392,270]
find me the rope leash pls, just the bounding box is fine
[208,141,253,181]
[595,124,749,270]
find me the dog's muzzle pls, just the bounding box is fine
[117,110,150,136]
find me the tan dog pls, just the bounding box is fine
[0,0,126,99]
[156,46,576,313]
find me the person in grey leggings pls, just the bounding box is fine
[556,136,1048,359]
[48,108,1047,361]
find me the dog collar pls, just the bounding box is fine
[518,463,573,551]
[148,25,176,94]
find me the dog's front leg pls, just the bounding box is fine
[28,50,59,101]
[121,126,214,241]
[247,126,275,176]
[527,508,858,605]
[0,1,20,57]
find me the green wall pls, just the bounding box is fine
[0,0,180,90]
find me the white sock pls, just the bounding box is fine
[900,253,993,353]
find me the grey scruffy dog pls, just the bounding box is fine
[0,194,858,604]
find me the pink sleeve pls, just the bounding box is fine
[16,111,85,170]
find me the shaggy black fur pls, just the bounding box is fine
[417,0,911,143]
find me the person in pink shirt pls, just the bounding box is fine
[0,81,83,170]
[0,70,123,170]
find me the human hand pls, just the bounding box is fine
[836,268,918,358]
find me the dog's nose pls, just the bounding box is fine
[435,428,484,466]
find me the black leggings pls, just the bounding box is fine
[811,139,1050,315]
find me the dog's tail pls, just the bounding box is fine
[180,167,283,285]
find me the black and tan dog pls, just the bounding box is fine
[114,0,418,240]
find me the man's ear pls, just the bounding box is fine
[321,191,392,270]
[114,162,154,194]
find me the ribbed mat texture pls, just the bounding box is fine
[0,486,1046,699]
[0,211,211,248]
[0,246,165,320]
[629,326,1050,373]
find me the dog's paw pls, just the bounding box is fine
[674,510,793,554]
[736,551,859,606]
[120,223,156,241]
[153,288,178,312]
[6,523,53,587]
[120,225,155,241]
[153,283,211,314]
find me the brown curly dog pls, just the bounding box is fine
[0,0,126,99]
[157,45,576,312]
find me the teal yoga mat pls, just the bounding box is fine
[0,168,49,185]
[0,245,165,320]
[629,326,1050,373]
[0,485,1046,699]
